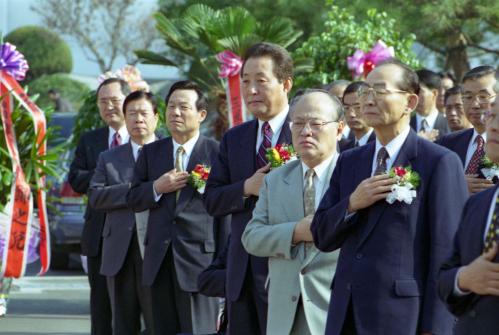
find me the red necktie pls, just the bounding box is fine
[465,135,485,174]
[110,132,122,149]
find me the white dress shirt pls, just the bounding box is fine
[371,126,411,176]
[415,109,439,132]
[255,106,289,152]
[356,128,374,147]
[108,126,129,148]
[301,153,339,209]
[342,125,351,139]
[130,136,156,162]
[464,129,487,170]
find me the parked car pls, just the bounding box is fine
[47,112,85,269]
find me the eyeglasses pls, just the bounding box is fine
[357,87,408,101]
[291,119,337,131]
[462,93,496,104]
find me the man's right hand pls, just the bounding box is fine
[458,243,499,296]
[292,215,314,244]
[153,169,189,194]
[243,164,271,197]
[347,174,396,213]
[466,174,494,194]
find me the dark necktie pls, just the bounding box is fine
[353,140,359,148]
[110,132,122,149]
[465,135,485,174]
[374,147,389,175]
[256,121,273,169]
[420,118,429,132]
[484,193,499,254]
[175,146,185,201]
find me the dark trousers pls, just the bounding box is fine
[150,247,218,335]
[341,301,358,335]
[107,232,153,335]
[87,251,112,335]
[227,259,268,335]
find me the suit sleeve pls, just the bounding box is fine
[88,152,131,211]
[127,146,161,212]
[242,175,299,259]
[311,154,359,252]
[421,151,469,333]
[204,132,247,216]
[198,238,229,298]
[68,134,93,194]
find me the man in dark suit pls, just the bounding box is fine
[204,42,293,334]
[339,81,375,152]
[438,92,499,335]
[410,69,450,141]
[311,59,468,335]
[436,66,497,194]
[69,78,130,335]
[88,91,160,334]
[127,81,226,335]
[443,85,472,132]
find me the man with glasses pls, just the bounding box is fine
[438,88,499,335]
[339,81,375,152]
[242,90,342,335]
[437,66,497,194]
[311,59,468,335]
[69,78,130,334]
[443,85,472,132]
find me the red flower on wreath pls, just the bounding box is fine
[394,167,407,177]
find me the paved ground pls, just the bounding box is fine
[0,256,91,335]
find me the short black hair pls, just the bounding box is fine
[290,88,344,121]
[444,85,463,104]
[342,81,369,103]
[462,66,496,83]
[123,91,158,115]
[416,69,442,90]
[242,42,293,83]
[96,78,131,98]
[439,71,456,84]
[377,58,420,95]
[165,80,208,111]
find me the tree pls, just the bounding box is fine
[32,0,160,73]
[292,4,419,89]
[333,0,499,80]
[4,26,72,82]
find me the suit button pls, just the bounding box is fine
[469,310,476,318]
[300,269,307,275]
[355,253,363,260]
[346,283,351,291]
[291,296,298,302]
[128,227,133,231]
[164,240,169,245]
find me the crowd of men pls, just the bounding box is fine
[69,42,499,335]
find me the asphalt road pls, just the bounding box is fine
[0,255,91,335]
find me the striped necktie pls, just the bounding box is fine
[256,121,273,169]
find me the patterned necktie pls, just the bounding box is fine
[465,135,485,174]
[303,168,316,255]
[110,132,122,149]
[420,118,429,132]
[135,147,142,162]
[374,147,389,175]
[256,121,273,169]
[484,193,499,254]
[175,146,185,201]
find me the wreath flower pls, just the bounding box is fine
[386,166,420,204]
[266,144,297,168]
[481,156,499,181]
[188,164,211,194]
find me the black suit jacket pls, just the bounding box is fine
[438,186,499,335]
[410,113,450,140]
[198,236,229,298]
[127,135,229,290]
[204,119,292,302]
[68,127,109,257]
[339,131,376,152]
[436,128,474,166]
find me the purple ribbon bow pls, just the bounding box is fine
[216,50,243,78]
[0,42,29,81]
[347,40,395,78]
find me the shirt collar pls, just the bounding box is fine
[374,125,411,163]
[301,152,338,183]
[109,126,129,143]
[257,105,289,135]
[130,136,156,160]
[471,128,487,143]
[416,109,439,129]
[357,128,374,146]
[172,132,200,157]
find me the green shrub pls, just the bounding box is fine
[5,26,72,82]
[29,73,90,111]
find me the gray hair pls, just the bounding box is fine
[290,88,344,121]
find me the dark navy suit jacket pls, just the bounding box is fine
[410,113,450,140]
[204,119,291,302]
[339,131,376,153]
[438,186,499,335]
[311,130,468,335]
[436,128,474,166]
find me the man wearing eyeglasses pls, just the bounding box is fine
[69,78,130,335]
[437,66,497,194]
[242,90,342,335]
[311,59,468,335]
[443,85,472,132]
[438,90,499,335]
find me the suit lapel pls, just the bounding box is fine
[93,127,109,159]
[358,130,419,248]
[281,162,305,221]
[456,129,474,166]
[410,115,417,131]
[277,120,292,145]
[115,142,135,182]
[239,120,258,174]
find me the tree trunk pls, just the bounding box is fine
[445,32,470,81]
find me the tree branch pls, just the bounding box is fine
[468,44,499,55]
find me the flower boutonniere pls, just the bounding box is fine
[481,156,499,181]
[188,164,210,194]
[386,166,421,205]
[266,144,297,168]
